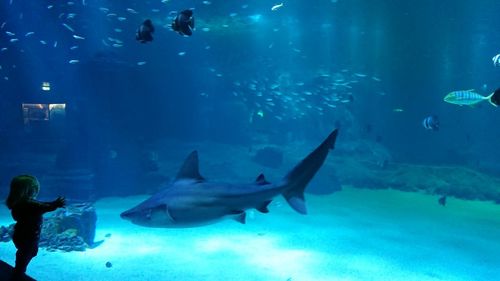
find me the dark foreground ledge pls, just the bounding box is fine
[0,260,36,281]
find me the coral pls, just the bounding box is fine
[39,203,97,251]
[0,203,99,251]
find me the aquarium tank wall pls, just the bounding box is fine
[0,0,499,280]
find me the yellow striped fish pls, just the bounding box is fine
[443,89,497,107]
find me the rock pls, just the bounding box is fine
[105,262,112,268]
[252,146,284,168]
[334,156,500,203]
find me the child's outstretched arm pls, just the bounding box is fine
[28,197,66,214]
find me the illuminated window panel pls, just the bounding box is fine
[49,103,66,119]
[22,103,66,124]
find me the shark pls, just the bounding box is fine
[120,129,338,227]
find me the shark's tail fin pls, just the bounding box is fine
[281,129,338,214]
[488,89,500,107]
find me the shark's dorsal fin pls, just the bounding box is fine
[175,150,205,181]
[255,173,270,185]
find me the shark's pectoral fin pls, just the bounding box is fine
[256,200,272,213]
[287,196,307,215]
[230,211,246,224]
[164,206,176,222]
[156,204,176,222]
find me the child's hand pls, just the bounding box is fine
[54,196,66,208]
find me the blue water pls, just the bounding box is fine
[1,0,500,280]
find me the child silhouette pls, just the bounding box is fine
[5,175,65,277]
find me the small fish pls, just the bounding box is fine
[70,45,78,50]
[67,13,76,19]
[5,31,15,36]
[178,51,186,56]
[68,59,79,64]
[1,22,6,29]
[438,195,446,206]
[172,10,195,36]
[107,37,119,43]
[9,38,18,43]
[202,1,211,5]
[393,108,404,112]
[25,31,34,37]
[1,48,7,52]
[40,40,47,45]
[127,8,138,14]
[137,61,147,66]
[47,5,53,9]
[117,17,127,21]
[73,34,85,40]
[114,28,122,33]
[353,73,367,78]
[99,7,109,13]
[112,44,123,48]
[422,115,439,131]
[271,3,284,11]
[53,41,58,47]
[62,23,75,32]
[136,19,154,43]
[201,27,210,32]
[492,54,500,67]
[443,89,497,107]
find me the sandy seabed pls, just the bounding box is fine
[1,187,499,281]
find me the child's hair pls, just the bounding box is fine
[5,175,40,209]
